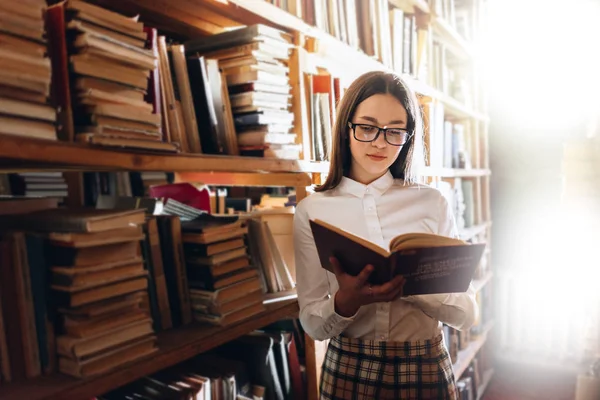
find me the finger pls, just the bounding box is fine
[377,282,405,302]
[371,276,405,297]
[356,264,374,287]
[329,257,345,277]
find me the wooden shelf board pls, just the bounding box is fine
[175,171,313,187]
[472,271,493,293]
[436,91,488,121]
[476,369,495,400]
[388,0,431,14]
[454,321,494,378]
[431,17,473,59]
[421,167,491,177]
[0,299,299,400]
[459,222,489,241]
[0,135,328,176]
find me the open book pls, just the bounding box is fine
[309,219,486,296]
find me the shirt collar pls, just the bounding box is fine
[337,170,395,198]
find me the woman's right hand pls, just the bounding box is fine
[330,256,406,317]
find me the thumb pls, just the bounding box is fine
[329,257,345,277]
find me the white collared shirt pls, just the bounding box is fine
[294,171,478,342]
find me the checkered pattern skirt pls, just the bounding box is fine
[319,334,457,400]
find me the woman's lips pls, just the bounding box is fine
[367,154,387,161]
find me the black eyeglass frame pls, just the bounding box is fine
[347,122,413,146]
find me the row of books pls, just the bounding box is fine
[2,172,68,199]
[0,0,57,141]
[4,0,305,160]
[0,207,157,381]
[0,201,297,382]
[424,100,474,170]
[269,0,479,107]
[184,25,299,159]
[94,322,306,400]
[431,178,477,232]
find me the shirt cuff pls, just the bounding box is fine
[323,293,357,329]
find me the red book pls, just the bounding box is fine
[149,182,210,213]
[46,3,74,141]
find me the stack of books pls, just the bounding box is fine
[11,208,157,378]
[60,0,176,152]
[185,24,301,159]
[8,172,68,200]
[0,0,57,140]
[181,215,265,326]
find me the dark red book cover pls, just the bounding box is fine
[148,182,211,213]
[46,3,74,141]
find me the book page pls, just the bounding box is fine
[312,219,389,257]
[390,232,466,252]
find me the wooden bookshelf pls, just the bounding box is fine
[0,0,493,398]
[453,321,494,378]
[389,0,431,14]
[0,299,299,400]
[422,167,491,178]
[431,16,474,59]
[476,369,495,400]
[436,90,489,121]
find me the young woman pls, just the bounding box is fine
[294,71,478,400]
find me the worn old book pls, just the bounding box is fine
[75,77,145,101]
[66,19,146,48]
[0,115,56,140]
[186,246,247,267]
[188,267,258,291]
[193,299,265,327]
[189,277,262,305]
[47,240,140,267]
[52,276,148,307]
[56,318,153,359]
[58,335,157,378]
[187,256,250,280]
[51,259,145,288]
[47,226,144,247]
[184,237,245,258]
[63,308,148,338]
[0,208,146,232]
[0,97,56,122]
[58,292,145,318]
[66,0,146,40]
[70,54,149,89]
[182,226,247,245]
[309,219,486,295]
[191,289,262,316]
[76,133,179,152]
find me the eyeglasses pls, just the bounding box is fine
[347,122,411,146]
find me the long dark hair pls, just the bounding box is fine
[315,71,424,192]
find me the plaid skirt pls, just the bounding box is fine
[319,334,457,400]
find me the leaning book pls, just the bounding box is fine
[309,219,486,296]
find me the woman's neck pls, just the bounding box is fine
[348,166,388,186]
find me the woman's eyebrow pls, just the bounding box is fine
[357,116,406,125]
